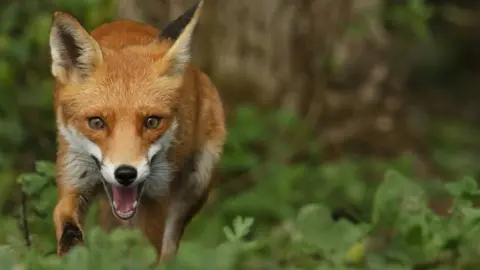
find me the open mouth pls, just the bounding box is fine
[101,181,145,220]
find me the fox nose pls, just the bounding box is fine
[114,165,138,186]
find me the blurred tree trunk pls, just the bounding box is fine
[117,0,427,165]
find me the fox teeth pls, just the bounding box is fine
[116,210,134,219]
[133,200,138,208]
[113,201,117,209]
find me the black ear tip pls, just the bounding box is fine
[159,1,201,40]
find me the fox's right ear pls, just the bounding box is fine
[49,12,103,84]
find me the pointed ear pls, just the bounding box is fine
[159,0,203,75]
[49,12,103,84]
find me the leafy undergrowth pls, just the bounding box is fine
[3,163,480,269]
[0,106,479,269]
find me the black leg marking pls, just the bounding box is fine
[59,222,83,255]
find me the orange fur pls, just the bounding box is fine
[50,1,226,261]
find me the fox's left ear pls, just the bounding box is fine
[159,0,204,75]
[49,12,103,84]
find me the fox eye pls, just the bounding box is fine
[144,116,162,129]
[88,117,106,130]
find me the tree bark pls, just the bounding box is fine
[117,0,422,161]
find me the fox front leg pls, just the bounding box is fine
[53,190,89,256]
[161,142,222,261]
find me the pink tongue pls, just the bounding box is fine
[111,187,137,213]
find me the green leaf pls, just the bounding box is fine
[460,206,480,228]
[372,170,427,227]
[223,216,254,243]
[223,226,236,243]
[295,204,334,249]
[35,161,56,178]
[445,176,480,198]
[18,173,50,196]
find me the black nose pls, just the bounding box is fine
[114,165,137,186]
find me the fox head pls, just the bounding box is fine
[49,1,204,220]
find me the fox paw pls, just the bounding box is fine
[58,222,83,256]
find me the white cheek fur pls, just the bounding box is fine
[147,120,179,162]
[136,160,151,182]
[58,125,103,191]
[143,119,179,198]
[190,141,220,194]
[100,160,117,186]
[59,125,102,161]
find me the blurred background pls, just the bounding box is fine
[2,0,480,268]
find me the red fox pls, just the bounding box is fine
[49,0,226,261]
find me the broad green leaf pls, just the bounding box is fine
[18,173,50,196]
[295,204,334,251]
[445,176,480,199]
[372,170,427,227]
[35,161,56,179]
[460,207,480,226]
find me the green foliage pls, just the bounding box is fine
[429,120,480,179]
[5,161,480,269]
[0,105,478,269]
[386,0,433,38]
